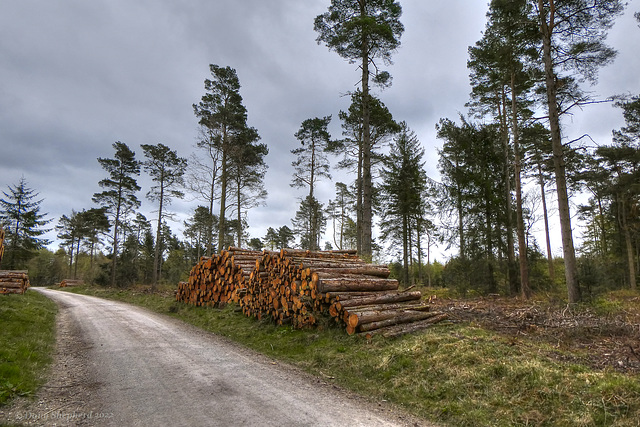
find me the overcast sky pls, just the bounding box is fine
[1,1,639,260]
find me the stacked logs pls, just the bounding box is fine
[176,248,262,307]
[59,279,83,287]
[0,270,30,295]
[176,247,447,337]
[240,249,322,328]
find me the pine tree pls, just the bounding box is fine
[92,141,141,287]
[292,196,326,250]
[229,126,268,248]
[141,143,187,289]
[0,177,51,269]
[532,0,624,302]
[193,64,256,254]
[379,123,427,286]
[333,91,400,254]
[315,0,404,259]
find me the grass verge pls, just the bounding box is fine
[61,285,640,426]
[0,291,57,405]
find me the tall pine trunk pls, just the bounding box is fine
[360,1,373,260]
[538,0,580,302]
[538,163,555,282]
[499,89,518,295]
[152,180,164,291]
[511,73,531,299]
[218,130,228,254]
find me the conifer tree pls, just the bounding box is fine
[141,143,187,289]
[92,141,141,287]
[315,0,404,259]
[0,177,51,269]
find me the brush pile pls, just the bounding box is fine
[176,247,447,338]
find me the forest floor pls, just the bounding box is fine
[427,290,640,374]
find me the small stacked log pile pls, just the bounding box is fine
[176,247,447,337]
[59,279,83,287]
[0,270,30,295]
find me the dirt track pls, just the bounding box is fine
[1,288,428,426]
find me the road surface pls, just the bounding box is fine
[4,288,427,426]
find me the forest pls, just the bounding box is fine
[1,0,638,304]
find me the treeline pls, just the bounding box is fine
[1,1,638,303]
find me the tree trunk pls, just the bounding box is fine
[499,89,519,295]
[538,0,580,303]
[511,72,531,299]
[417,218,423,285]
[111,193,122,287]
[152,181,164,291]
[402,214,409,285]
[360,1,372,260]
[538,163,555,282]
[218,133,228,254]
[620,198,637,290]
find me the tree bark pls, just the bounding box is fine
[316,277,399,293]
[538,0,580,302]
[538,163,555,282]
[360,0,373,260]
[511,72,530,299]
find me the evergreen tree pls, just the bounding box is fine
[315,0,404,259]
[291,116,333,200]
[277,225,295,249]
[532,0,624,302]
[229,126,268,248]
[92,141,141,287]
[327,182,356,250]
[379,124,427,285]
[187,126,222,256]
[141,143,187,290]
[193,64,255,254]
[80,207,110,270]
[0,177,51,269]
[56,210,84,278]
[468,0,540,298]
[263,227,279,251]
[292,196,327,250]
[437,117,506,293]
[248,238,263,251]
[290,116,333,248]
[333,91,400,254]
[184,206,213,261]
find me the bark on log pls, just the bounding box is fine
[356,311,442,333]
[361,313,449,338]
[316,277,399,293]
[338,291,422,308]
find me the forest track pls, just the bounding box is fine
[1,288,429,426]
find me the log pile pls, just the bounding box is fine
[176,247,447,338]
[59,279,83,287]
[176,247,262,307]
[0,270,30,295]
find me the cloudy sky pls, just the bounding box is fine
[1,1,638,260]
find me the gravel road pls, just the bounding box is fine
[1,288,429,426]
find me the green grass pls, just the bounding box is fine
[0,291,57,405]
[60,285,640,426]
